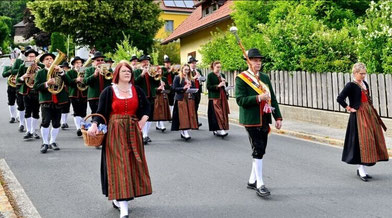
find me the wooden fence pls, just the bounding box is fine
[200,69,392,118]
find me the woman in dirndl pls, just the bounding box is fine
[171,64,199,140]
[88,61,152,218]
[207,61,230,138]
[152,66,171,131]
[337,62,389,182]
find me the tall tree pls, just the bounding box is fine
[28,0,163,53]
[23,8,50,47]
[0,0,28,36]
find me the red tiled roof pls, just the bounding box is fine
[161,0,233,44]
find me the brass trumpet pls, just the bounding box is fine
[47,50,66,94]
[98,63,113,80]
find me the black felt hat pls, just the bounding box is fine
[130,54,138,62]
[24,49,39,57]
[39,53,56,62]
[245,48,263,60]
[187,56,198,63]
[163,55,171,63]
[105,58,114,63]
[71,56,85,65]
[92,51,106,60]
[138,54,151,62]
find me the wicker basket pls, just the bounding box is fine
[81,113,107,147]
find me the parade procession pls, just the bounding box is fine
[0,1,391,218]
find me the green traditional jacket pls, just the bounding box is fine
[2,66,12,78]
[33,68,71,104]
[16,63,44,95]
[66,69,87,98]
[162,67,176,87]
[134,71,160,98]
[83,66,112,100]
[207,72,227,99]
[11,59,24,87]
[235,71,282,126]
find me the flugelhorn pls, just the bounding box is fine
[98,63,112,80]
[47,50,67,94]
[76,57,91,91]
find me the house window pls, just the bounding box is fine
[202,2,220,17]
[165,20,174,33]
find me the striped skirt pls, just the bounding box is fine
[105,114,152,200]
[356,102,389,164]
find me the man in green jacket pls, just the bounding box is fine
[11,54,26,132]
[33,53,71,153]
[235,48,282,198]
[83,51,111,113]
[16,49,43,140]
[2,58,17,123]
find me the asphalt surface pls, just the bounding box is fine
[0,59,392,218]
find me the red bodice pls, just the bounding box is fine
[361,90,368,103]
[110,86,139,116]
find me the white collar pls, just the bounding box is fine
[112,83,133,99]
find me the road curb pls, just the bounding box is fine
[199,113,392,157]
[0,159,41,218]
[0,170,17,218]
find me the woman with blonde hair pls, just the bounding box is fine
[337,62,389,182]
[171,64,198,140]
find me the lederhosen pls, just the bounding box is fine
[17,64,41,119]
[2,66,17,106]
[67,69,88,118]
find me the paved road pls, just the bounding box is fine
[0,60,391,217]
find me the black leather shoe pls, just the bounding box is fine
[256,185,271,197]
[9,118,16,123]
[198,122,202,127]
[40,144,49,153]
[180,134,191,141]
[365,174,373,179]
[50,142,60,150]
[121,215,129,218]
[146,136,152,142]
[23,132,33,140]
[61,124,66,129]
[76,129,82,136]
[247,182,257,190]
[112,201,120,211]
[143,137,149,145]
[19,125,25,132]
[357,169,368,182]
[33,133,40,139]
[64,123,69,128]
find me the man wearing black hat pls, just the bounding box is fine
[162,55,176,112]
[134,54,155,144]
[16,49,43,140]
[105,58,114,70]
[83,51,112,113]
[34,52,72,153]
[67,56,87,136]
[188,56,205,127]
[235,48,282,198]
[2,57,17,123]
[60,61,71,129]
[11,48,27,132]
[129,54,138,71]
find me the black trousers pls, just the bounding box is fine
[61,101,71,113]
[41,103,63,128]
[24,91,40,119]
[194,91,201,123]
[7,86,17,105]
[71,98,87,118]
[88,99,99,114]
[245,120,270,159]
[16,92,25,111]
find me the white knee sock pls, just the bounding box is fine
[18,110,25,126]
[25,117,32,133]
[74,116,81,130]
[61,113,68,124]
[119,201,129,217]
[358,165,367,177]
[249,159,256,184]
[160,121,165,128]
[31,118,39,134]
[143,122,151,137]
[170,105,173,114]
[41,127,50,144]
[50,128,60,144]
[9,105,16,118]
[254,158,264,188]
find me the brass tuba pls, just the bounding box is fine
[98,63,113,80]
[47,50,66,94]
[7,74,16,87]
[25,56,41,88]
[76,57,92,91]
